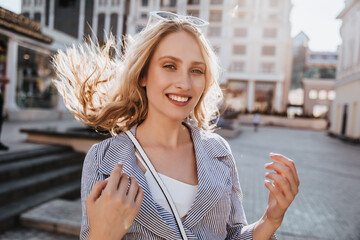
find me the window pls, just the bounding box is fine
[226,80,248,111]
[34,12,41,22]
[234,28,247,37]
[263,28,277,38]
[187,10,199,18]
[208,27,221,37]
[211,0,223,4]
[236,0,246,7]
[209,11,222,22]
[97,13,105,43]
[111,0,120,5]
[213,46,220,54]
[262,46,276,56]
[260,62,275,73]
[142,0,148,6]
[35,0,42,6]
[268,14,278,21]
[110,13,118,37]
[254,82,275,112]
[140,13,148,19]
[319,90,327,100]
[328,90,336,100]
[230,62,245,72]
[136,25,145,33]
[309,90,318,99]
[16,46,57,109]
[59,0,77,7]
[232,10,247,20]
[270,0,278,7]
[313,105,328,117]
[169,0,177,7]
[188,0,200,4]
[233,45,246,55]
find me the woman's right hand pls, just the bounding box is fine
[86,162,144,240]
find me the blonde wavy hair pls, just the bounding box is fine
[53,19,223,135]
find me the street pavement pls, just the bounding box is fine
[231,125,360,240]
[0,121,359,239]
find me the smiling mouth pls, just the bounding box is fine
[166,94,191,103]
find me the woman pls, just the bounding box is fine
[53,11,299,240]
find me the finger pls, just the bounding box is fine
[117,172,130,196]
[265,172,293,203]
[264,180,288,210]
[134,186,144,208]
[127,176,139,200]
[87,180,108,203]
[106,162,124,192]
[269,153,300,186]
[265,162,298,196]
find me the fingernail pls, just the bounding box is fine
[264,163,271,167]
[105,177,110,181]
[117,161,123,167]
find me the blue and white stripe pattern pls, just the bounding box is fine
[80,123,277,239]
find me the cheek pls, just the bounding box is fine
[194,77,206,96]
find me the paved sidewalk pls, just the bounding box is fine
[232,125,360,240]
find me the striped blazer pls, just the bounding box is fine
[80,123,276,239]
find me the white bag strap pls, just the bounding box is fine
[125,130,188,240]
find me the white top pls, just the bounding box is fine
[144,170,198,219]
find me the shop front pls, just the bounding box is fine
[0,7,77,121]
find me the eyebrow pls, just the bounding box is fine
[158,55,205,66]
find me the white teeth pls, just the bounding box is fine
[168,94,189,102]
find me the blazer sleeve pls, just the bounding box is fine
[219,138,277,240]
[79,143,106,240]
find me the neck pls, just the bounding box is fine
[136,116,190,149]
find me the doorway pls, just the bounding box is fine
[341,104,348,135]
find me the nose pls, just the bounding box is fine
[174,70,191,90]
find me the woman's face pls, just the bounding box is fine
[141,30,206,122]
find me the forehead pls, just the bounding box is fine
[152,30,205,63]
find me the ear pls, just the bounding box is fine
[139,77,147,87]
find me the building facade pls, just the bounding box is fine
[22,0,127,47]
[1,6,78,121]
[302,51,337,118]
[20,0,292,119]
[329,0,360,141]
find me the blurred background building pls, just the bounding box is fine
[302,51,337,119]
[288,31,337,119]
[287,31,308,117]
[217,0,293,114]
[329,0,360,141]
[1,3,80,121]
[17,0,293,120]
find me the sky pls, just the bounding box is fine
[0,0,345,52]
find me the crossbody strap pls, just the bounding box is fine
[125,130,188,240]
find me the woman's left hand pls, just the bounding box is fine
[263,152,300,228]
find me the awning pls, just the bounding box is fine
[0,7,53,44]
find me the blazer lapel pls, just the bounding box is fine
[97,127,179,240]
[183,124,232,229]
